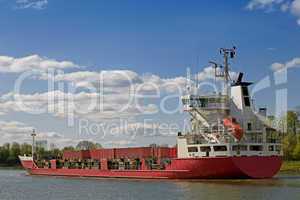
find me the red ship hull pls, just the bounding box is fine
[20,156,282,179]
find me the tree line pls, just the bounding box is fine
[0,141,102,167]
[280,111,300,160]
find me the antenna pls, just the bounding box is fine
[186,67,191,94]
[209,61,224,79]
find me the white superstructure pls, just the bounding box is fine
[177,47,282,159]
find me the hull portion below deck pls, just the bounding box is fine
[21,156,282,179]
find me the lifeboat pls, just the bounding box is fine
[223,117,244,141]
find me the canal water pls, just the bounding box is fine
[0,170,299,200]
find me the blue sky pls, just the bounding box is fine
[0,0,299,147]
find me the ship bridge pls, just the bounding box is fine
[181,94,230,127]
[181,94,229,111]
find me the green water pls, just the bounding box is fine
[0,170,299,200]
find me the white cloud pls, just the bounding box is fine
[246,0,284,11]
[0,69,185,123]
[16,0,48,10]
[288,0,299,22]
[103,140,136,147]
[39,69,188,107]
[291,0,300,18]
[196,66,238,82]
[53,70,143,89]
[0,90,159,121]
[0,121,33,135]
[41,70,187,93]
[0,120,66,146]
[281,2,291,11]
[0,66,237,121]
[0,54,78,73]
[271,57,300,71]
[246,0,300,25]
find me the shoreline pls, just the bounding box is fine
[0,165,23,170]
[280,161,300,173]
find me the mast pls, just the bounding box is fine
[31,129,36,159]
[219,47,236,96]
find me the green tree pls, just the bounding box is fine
[0,142,62,166]
[76,141,102,150]
[292,142,300,160]
[282,133,297,160]
[3,143,10,151]
[295,106,300,117]
[286,111,299,135]
[50,148,62,159]
[0,146,10,164]
[36,147,48,160]
[63,146,75,151]
[20,143,32,156]
[7,142,21,165]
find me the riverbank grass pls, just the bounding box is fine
[280,161,300,172]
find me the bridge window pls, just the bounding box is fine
[275,145,281,152]
[188,147,198,153]
[247,123,252,131]
[232,145,247,151]
[213,146,227,151]
[182,98,191,106]
[249,145,263,151]
[199,98,208,107]
[242,86,249,96]
[268,145,274,151]
[200,146,211,152]
[244,97,251,107]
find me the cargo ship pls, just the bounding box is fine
[19,47,282,179]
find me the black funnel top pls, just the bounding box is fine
[231,72,253,86]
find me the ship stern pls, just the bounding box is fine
[18,155,37,171]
